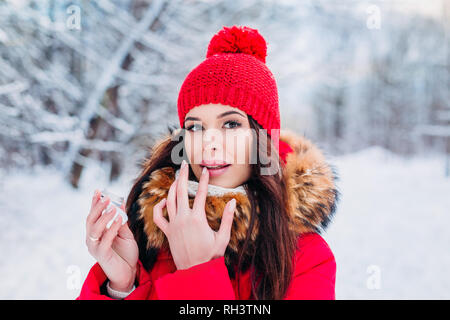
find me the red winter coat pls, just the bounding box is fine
[77,232,335,300]
[77,129,339,300]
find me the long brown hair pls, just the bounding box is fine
[125,117,298,300]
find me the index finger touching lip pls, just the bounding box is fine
[192,166,209,212]
[176,160,190,213]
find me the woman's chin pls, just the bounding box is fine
[192,165,243,189]
[208,175,243,190]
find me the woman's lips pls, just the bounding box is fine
[202,164,231,177]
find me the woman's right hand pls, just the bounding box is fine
[85,190,139,292]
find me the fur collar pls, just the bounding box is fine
[134,129,339,274]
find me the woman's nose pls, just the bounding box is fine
[202,129,222,152]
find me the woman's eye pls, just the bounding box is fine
[186,123,203,132]
[224,120,241,129]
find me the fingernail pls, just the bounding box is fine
[106,218,114,229]
[106,213,119,229]
[181,159,187,169]
[230,198,236,210]
[202,166,207,175]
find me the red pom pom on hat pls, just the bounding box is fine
[206,25,267,63]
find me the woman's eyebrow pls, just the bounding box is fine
[184,111,246,126]
[217,111,246,119]
[184,116,201,124]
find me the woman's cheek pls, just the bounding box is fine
[237,129,253,165]
[185,132,201,165]
[224,130,247,165]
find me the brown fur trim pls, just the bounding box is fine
[135,129,339,271]
[280,129,339,234]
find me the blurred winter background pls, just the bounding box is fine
[0,0,449,299]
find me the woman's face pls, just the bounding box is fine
[183,103,253,189]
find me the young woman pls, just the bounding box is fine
[77,26,339,300]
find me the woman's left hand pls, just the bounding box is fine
[152,160,237,270]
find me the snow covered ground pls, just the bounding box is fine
[0,147,449,299]
[324,147,450,299]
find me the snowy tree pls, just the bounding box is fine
[1,0,296,187]
[1,0,448,186]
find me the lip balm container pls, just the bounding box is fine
[100,189,128,227]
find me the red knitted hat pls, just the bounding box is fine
[177,25,293,163]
